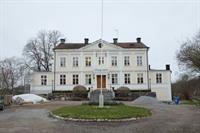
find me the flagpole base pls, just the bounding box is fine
[99,93,104,108]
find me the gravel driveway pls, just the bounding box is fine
[0,101,199,133]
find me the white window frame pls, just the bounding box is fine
[111,56,117,66]
[41,75,47,85]
[98,56,104,65]
[111,74,118,84]
[156,73,162,83]
[73,74,79,85]
[60,74,66,85]
[60,57,66,67]
[137,56,143,66]
[73,57,79,67]
[124,73,130,84]
[85,57,91,67]
[137,73,144,84]
[85,74,92,85]
[124,56,130,66]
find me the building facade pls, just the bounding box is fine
[30,38,172,101]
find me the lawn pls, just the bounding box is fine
[52,104,151,120]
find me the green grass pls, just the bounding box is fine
[52,104,151,119]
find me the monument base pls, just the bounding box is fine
[99,93,104,108]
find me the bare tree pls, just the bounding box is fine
[176,31,200,75]
[0,57,25,90]
[23,30,62,71]
[23,38,43,71]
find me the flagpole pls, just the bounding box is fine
[99,0,104,108]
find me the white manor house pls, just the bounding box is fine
[30,38,172,101]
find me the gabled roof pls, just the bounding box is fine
[54,39,149,50]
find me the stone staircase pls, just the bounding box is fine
[89,89,115,103]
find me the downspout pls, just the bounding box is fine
[146,47,150,90]
[53,48,56,92]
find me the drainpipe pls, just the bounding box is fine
[53,48,56,92]
[146,47,150,90]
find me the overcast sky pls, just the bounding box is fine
[0,0,200,82]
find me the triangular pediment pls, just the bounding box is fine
[80,39,123,51]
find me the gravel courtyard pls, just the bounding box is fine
[0,101,199,133]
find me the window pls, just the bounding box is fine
[73,74,79,85]
[111,74,118,84]
[156,73,162,83]
[137,73,143,84]
[85,74,92,85]
[111,56,117,66]
[60,75,66,85]
[85,57,91,66]
[73,57,78,67]
[124,73,130,84]
[124,56,130,66]
[98,56,104,65]
[41,75,47,85]
[60,57,66,67]
[137,56,142,66]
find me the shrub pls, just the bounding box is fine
[115,86,130,97]
[72,85,88,99]
[172,77,200,100]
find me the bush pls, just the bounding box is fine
[172,77,200,100]
[72,85,88,99]
[115,86,130,97]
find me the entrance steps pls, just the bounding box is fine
[88,89,115,103]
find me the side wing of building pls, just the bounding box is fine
[30,72,53,94]
[149,69,172,101]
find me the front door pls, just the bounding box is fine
[97,75,106,89]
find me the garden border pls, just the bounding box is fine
[49,112,150,122]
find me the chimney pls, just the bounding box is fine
[166,64,170,70]
[84,38,89,44]
[60,39,65,43]
[113,38,118,44]
[136,37,141,43]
